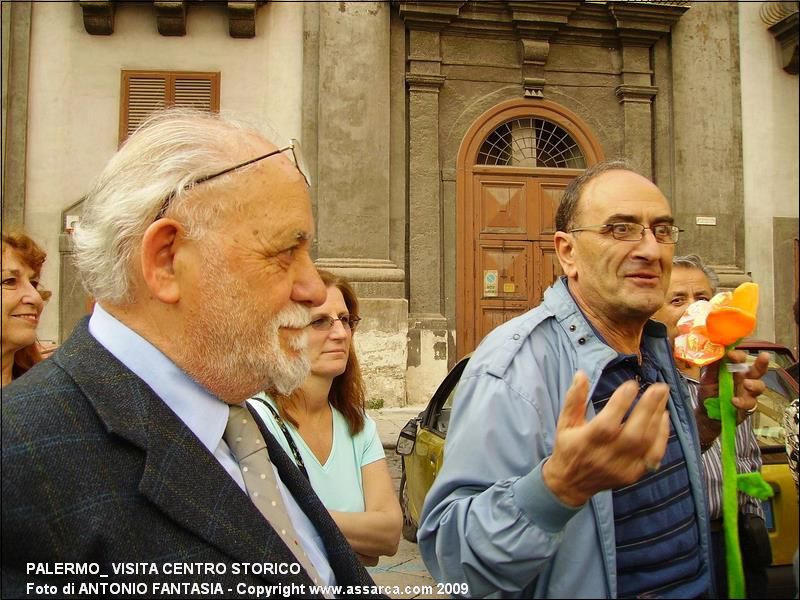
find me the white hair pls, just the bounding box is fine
[73,108,275,303]
[673,254,719,294]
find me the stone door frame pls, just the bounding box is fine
[455,98,605,358]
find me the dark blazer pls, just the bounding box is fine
[1,319,378,598]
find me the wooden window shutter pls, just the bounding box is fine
[119,70,220,144]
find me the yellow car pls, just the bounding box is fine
[396,352,799,593]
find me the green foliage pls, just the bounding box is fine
[366,398,385,410]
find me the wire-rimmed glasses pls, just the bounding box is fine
[308,315,362,332]
[568,222,683,244]
[153,138,310,221]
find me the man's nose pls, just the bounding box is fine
[633,227,665,260]
[292,253,326,307]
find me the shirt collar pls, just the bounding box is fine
[88,303,229,454]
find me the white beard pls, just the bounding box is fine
[186,247,312,399]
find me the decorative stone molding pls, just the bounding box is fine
[508,1,581,39]
[713,266,752,291]
[615,84,658,104]
[79,1,115,35]
[406,72,446,93]
[760,1,799,74]
[314,258,405,283]
[315,258,405,298]
[608,1,691,46]
[396,0,465,30]
[154,1,187,37]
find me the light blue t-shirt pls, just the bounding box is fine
[249,394,385,513]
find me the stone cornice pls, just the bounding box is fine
[608,0,691,46]
[394,1,690,46]
[406,73,446,92]
[508,1,581,40]
[615,84,658,103]
[396,0,465,30]
[314,258,405,283]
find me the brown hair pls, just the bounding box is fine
[2,232,50,379]
[555,159,636,232]
[272,269,367,435]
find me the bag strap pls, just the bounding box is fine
[250,397,309,480]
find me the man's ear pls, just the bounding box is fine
[554,231,578,279]
[140,219,183,304]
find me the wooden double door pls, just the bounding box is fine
[460,169,580,356]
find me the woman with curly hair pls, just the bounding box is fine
[251,270,401,565]
[2,232,51,386]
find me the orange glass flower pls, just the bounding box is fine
[705,282,758,346]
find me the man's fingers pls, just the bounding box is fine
[746,351,770,378]
[594,380,640,430]
[643,411,671,470]
[625,383,669,435]
[558,371,590,429]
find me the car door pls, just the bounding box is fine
[405,358,469,524]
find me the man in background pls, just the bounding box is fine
[653,254,771,598]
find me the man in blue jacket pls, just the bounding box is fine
[419,161,769,598]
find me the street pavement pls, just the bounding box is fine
[365,405,450,599]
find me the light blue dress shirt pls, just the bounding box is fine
[88,304,334,585]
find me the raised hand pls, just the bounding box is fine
[542,371,670,507]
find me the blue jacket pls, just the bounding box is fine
[418,278,712,598]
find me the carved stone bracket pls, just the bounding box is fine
[79,1,264,37]
[406,73,446,93]
[520,38,550,98]
[79,1,115,35]
[760,1,799,75]
[509,2,580,98]
[228,1,259,38]
[615,84,658,104]
[608,1,691,46]
[154,1,187,36]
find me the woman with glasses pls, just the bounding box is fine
[251,270,402,565]
[2,232,51,387]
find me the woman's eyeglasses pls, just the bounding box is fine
[308,315,361,332]
[2,271,52,301]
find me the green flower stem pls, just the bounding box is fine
[720,352,745,599]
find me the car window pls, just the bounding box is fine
[432,383,458,436]
[428,359,469,437]
[751,366,796,451]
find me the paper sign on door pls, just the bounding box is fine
[484,270,498,297]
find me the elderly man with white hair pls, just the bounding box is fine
[1,109,380,598]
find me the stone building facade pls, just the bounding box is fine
[2,1,797,405]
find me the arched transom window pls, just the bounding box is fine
[477,117,586,169]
